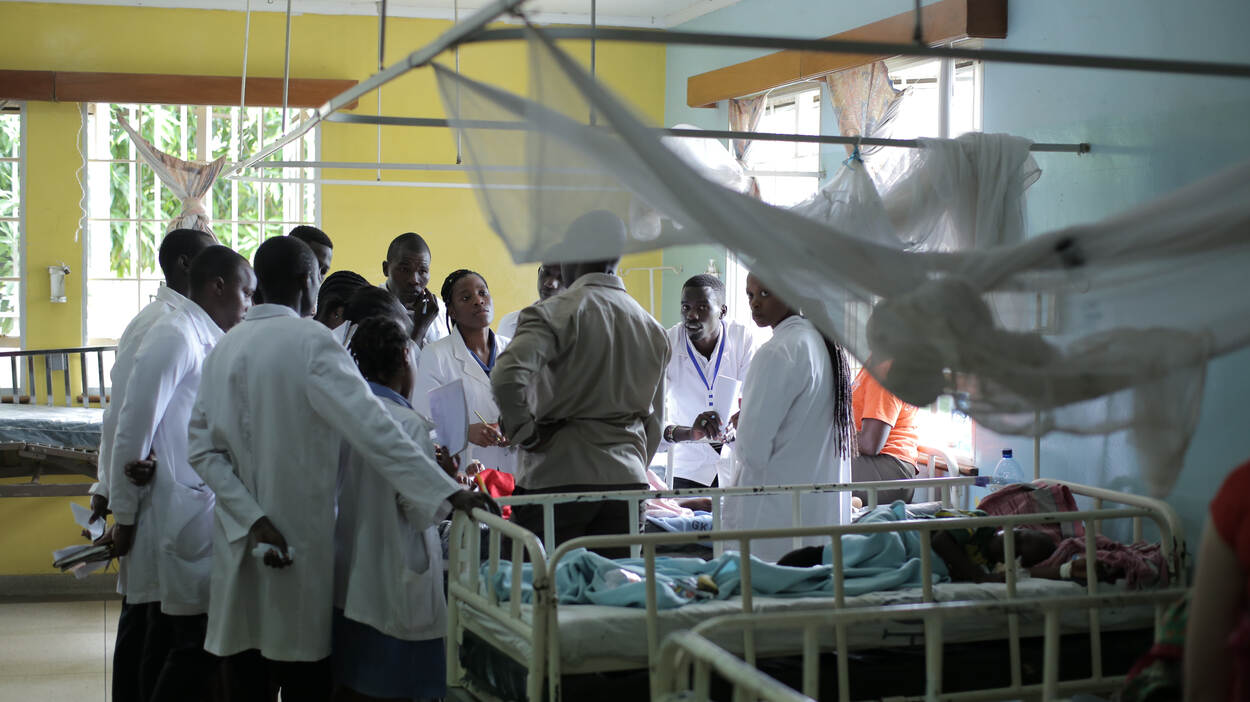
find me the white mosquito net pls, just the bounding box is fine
[433,26,1250,497]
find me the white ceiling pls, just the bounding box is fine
[10,0,743,27]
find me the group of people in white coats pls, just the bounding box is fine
[86,207,860,701]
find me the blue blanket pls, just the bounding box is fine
[486,502,949,609]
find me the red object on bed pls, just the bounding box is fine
[978,482,1084,544]
[475,469,515,518]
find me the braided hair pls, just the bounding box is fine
[821,334,857,460]
[317,270,369,316]
[348,316,411,384]
[439,268,487,328]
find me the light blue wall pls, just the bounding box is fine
[663,0,1250,547]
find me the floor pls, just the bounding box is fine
[0,599,116,702]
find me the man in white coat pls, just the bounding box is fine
[725,273,855,562]
[89,227,213,702]
[661,274,756,489]
[189,236,496,702]
[381,232,448,348]
[108,245,254,701]
[496,263,562,340]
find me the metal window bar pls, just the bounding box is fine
[0,346,116,406]
[448,478,1185,702]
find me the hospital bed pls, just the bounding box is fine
[445,479,1186,702]
[0,346,114,498]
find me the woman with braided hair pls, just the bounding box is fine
[332,315,460,702]
[722,272,855,562]
[412,269,517,475]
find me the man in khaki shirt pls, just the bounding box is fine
[493,211,670,556]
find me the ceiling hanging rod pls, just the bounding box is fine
[468,27,1250,81]
[322,113,1091,153]
[233,0,527,174]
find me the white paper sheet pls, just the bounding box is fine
[71,501,105,541]
[429,379,470,456]
[710,376,741,429]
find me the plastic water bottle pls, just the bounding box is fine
[989,449,1025,491]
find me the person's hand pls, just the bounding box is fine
[468,422,509,448]
[125,450,157,486]
[249,516,292,568]
[412,288,440,332]
[88,494,110,525]
[434,445,461,479]
[111,522,137,558]
[448,489,502,518]
[690,411,723,441]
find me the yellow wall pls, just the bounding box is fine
[0,2,665,574]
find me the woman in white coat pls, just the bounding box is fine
[334,316,454,701]
[413,269,516,474]
[724,273,856,562]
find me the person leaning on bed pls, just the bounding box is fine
[492,210,670,559]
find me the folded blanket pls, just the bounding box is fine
[979,482,1084,543]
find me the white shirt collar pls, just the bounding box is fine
[155,286,188,306]
[245,304,301,321]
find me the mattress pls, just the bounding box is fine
[456,578,1158,674]
[0,404,104,450]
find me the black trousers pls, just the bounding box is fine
[672,475,719,490]
[148,612,220,702]
[221,649,332,702]
[511,483,647,559]
[112,598,155,702]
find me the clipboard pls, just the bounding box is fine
[429,379,470,456]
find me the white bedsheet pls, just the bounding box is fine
[456,578,1156,674]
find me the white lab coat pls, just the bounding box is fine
[188,304,461,661]
[334,388,446,642]
[413,329,517,474]
[109,300,222,615]
[496,302,534,341]
[662,321,756,485]
[97,285,188,602]
[723,316,851,562]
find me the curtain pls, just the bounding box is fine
[728,94,767,198]
[821,60,905,157]
[117,114,225,236]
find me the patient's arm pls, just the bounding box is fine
[932,532,996,583]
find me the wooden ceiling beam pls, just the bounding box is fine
[686,0,1007,108]
[0,70,358,109]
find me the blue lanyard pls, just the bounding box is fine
[685,323,726,406]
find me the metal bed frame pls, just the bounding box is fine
[446,478,1185,702]
[0,346,115,498]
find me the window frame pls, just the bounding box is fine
[80,102,320,346]
[0,102,25,351]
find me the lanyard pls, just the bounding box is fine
[685,323,726,407]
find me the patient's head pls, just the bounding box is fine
[988,528,1056,567]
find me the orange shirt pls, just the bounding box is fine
[852,367,920,467]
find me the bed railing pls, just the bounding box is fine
[678,589,1188,702]
[495,476,978,559]
[0,346,116,407]
[447,479,1185,702]
[654,630,816,702]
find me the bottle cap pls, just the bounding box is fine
[1002,449,1013,458]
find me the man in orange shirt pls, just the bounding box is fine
[851,364,921,504]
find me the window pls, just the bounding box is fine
[0,104,22,350]
[84,103,318,344]
[725,85,823,343]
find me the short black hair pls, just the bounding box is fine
[189,245,249,291]
[317,270,370,311]
[439,268,487,328]
[682,274,726,299]
[349,316,411,383]
[344,286,412,336]
[158,228,214,279]
[288,225,333,250]
[253,236,317,301]
[386,232,430,262]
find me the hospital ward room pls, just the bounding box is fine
[3,0,1250,700]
